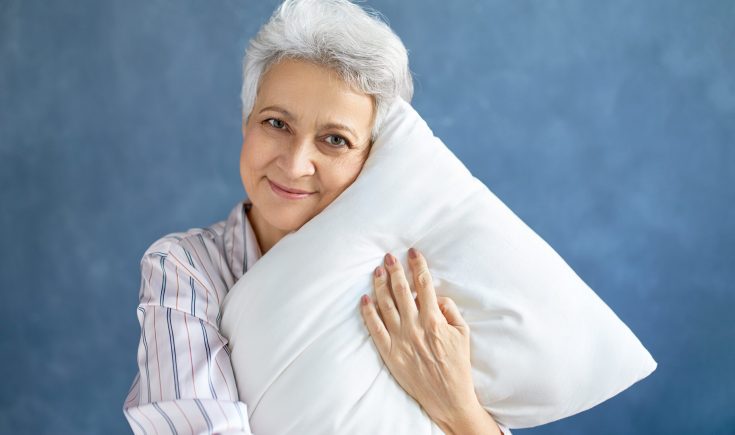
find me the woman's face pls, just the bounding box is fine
[239,57,375,246]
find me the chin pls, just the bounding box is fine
[260,201,314,232]
[274,213,312,233]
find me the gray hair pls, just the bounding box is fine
[240,0,414,144]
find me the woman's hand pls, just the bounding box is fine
[359,248,502,435]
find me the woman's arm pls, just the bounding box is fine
[123,240,254,435]
[360,248,510,435]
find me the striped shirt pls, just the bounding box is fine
[122,199,511,435]
[123,199,259,434]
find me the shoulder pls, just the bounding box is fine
[138,214,230,289]
[136,216,234,317]
[137,200,246,294]
[142,220,225,261]
[137,218,230,302]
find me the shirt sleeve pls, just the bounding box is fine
[497,422,512,435]
[123,240,254,435]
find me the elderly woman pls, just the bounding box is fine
[123,1,508,434]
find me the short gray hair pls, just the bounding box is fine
[240,0,414,144]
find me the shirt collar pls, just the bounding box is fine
[223,198,262,280]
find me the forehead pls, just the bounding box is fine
[256,58,375,138]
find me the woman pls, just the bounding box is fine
[123,1,509,434]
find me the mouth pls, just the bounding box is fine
[267,178,315,200]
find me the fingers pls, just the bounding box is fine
[383,252,419,324]
[362,248,440,340]
[408,248,443,323]
[437,296,469,330]
[360,294,391,355]
[373,262,401,333]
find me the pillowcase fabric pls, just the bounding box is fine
[220,97,657,433]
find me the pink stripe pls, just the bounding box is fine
[214,334,236,396]
[190,239,221,305]
[138,407,160,435]
[167,254,213,304]
[175,266,180,310]
[230,224,236,276]
[214,357,234,399]
[217,248,226,283]
[204,282,210,327]
[152,308,163,400]
[172,401,196,435]
[146,264,154,305]
[128,387,139,403]
[184,314,199,396]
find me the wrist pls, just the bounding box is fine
[438,399,503,435]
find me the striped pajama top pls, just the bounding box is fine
[123,199,259,434]
[122,199,511,435]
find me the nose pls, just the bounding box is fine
[276,135,316,178]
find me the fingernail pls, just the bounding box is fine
[361,294,370,306]
[409,247,417,259]
[385,253,395,266]
[374,266,383,277]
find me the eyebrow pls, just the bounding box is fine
[259,105,360,141]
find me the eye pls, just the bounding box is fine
[325,135,351,148]
[264,118,287,130]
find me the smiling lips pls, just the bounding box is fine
[268,178,315,199]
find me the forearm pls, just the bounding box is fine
[124,247,254,434]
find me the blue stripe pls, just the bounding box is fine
[124,408,148,435]
[183,248,197,270]
[138,306,152,403]
[185,247,200,323]
[199,319,218,399]
[159,256,167,306]
[194,398,214,433]
[197,233,227,326]
[190,276,196,318]
[222,339,231,357]
[166,308,181,399]
[151,402,179,435]
[198,233,229,297]
[197,233,213,263]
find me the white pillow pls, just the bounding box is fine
[220,97,657,433]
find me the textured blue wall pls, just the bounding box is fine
[1,0,733,433]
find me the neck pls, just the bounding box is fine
[245,202,289,256]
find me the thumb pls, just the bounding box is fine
[437,296,468,329]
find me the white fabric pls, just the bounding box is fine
[122,198,510,435]
[220,97,657,433]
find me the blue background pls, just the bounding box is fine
[1,0,733,433]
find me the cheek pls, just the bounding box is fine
[239,135,264,192]
[323,159,367,195]
[240,132,269,172]
[239,140,252,173]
